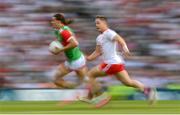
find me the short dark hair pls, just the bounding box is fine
[53,13,73,25]
[95,15,108,22]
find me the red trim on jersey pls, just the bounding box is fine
[99,63,125,75]
[60,30,72,46]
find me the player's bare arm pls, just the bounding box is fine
[113,35,131,57]
[87,45,102,61]
[56,36,78,54]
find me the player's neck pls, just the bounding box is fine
[101,27,109,33]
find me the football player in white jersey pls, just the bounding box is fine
[79,15,157,108]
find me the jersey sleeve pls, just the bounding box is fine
[60,30,72,42]
[107,30,117,40]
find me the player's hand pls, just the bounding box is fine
[85,55,90,61]
[86,56,90,61]
[50,47,63,55]
[50,50,59,55]
[122,51,131,58]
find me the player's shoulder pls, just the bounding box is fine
[62,26,75,36]
[59,26,71,32]
[104,29,117,38]
[63,26,71,30]
[106,29,117,34]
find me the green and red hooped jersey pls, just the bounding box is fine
[54,26,83,62]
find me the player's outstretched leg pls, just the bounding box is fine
[53,63,74,88]
[115,70,157,104]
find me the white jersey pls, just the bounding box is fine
[96,29,124,64]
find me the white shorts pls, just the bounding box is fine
[64,55,86,70]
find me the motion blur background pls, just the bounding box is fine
[0,0,179,100]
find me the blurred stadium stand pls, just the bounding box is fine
[0,0,179,89]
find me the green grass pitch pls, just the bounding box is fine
[0,100,179,114]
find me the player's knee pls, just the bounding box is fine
[54,69,67,86]
[55,70,65,78]
[53,79,64,87]
[53,80,59,86]
[53,80,58,85]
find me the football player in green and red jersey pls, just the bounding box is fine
[50,13,87,89]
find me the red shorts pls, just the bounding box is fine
[99,63,125,75]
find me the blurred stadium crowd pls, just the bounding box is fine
[0,0,179,88]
